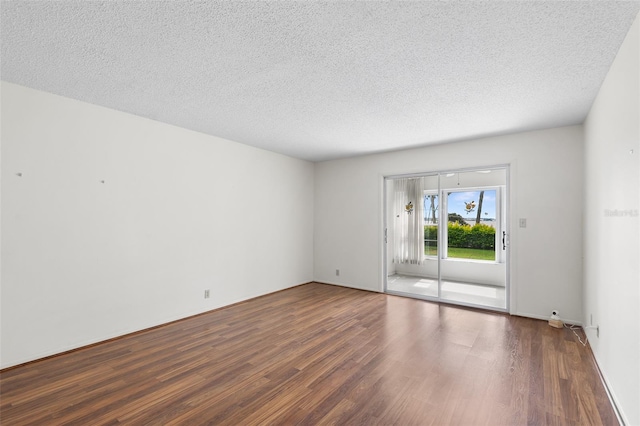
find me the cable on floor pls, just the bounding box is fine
[565,323,588,346]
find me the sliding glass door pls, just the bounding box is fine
[385,167,508,311]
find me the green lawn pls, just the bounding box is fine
[425,245,495,261]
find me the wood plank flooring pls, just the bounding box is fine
[1,283,617,425]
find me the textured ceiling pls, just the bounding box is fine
[2,1,640,162]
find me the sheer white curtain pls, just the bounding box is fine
[393,177,425,265]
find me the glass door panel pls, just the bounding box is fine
[440,169,506,309]
[385,167,508,312]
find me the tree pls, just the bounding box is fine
[427,195,437,224]
[475,191,485,225]
[448,212,468,226]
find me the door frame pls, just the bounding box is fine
[383,164,511,313]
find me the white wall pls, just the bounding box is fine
[0,82,315,369]
[314,125,584,323]
[583,13,639,426]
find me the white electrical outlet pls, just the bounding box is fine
[204,289,210,299]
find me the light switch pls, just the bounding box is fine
[519,218,527,228]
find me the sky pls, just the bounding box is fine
[424,190,497,220]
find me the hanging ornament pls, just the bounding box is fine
[405,201,414,214]
[464,201,476,213]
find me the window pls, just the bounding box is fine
[420,187,502,262]
[445,189,498,261]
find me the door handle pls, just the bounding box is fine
[502,231,506,250]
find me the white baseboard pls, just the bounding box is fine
[590,348,628,425]
[316,280,383,293]
[514,311,582,326]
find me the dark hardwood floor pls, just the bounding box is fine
[1,283,616,425]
